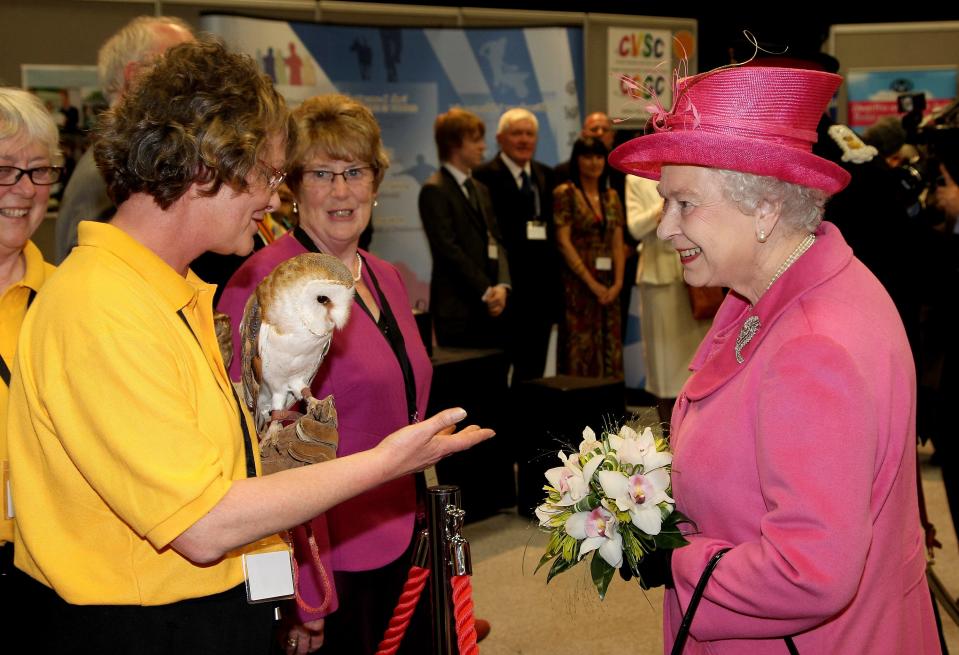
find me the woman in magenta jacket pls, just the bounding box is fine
[219,94,431,655]
[610,65,940,654]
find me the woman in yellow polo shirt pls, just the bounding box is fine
[0,88,60,574]
[6,41,491,655]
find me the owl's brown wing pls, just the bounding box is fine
[239,293,263,426]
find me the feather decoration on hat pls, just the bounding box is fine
[616,31,784,135]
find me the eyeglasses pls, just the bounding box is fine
[301,166,375,187]
[0,166,64,186]
[256,160,287,192]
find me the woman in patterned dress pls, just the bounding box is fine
[553,136,625,377]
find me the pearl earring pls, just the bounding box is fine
[292,200,298,215]
[758,228,767,243]
[373,199,379,208]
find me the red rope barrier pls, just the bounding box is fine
[451,574,479,655]
[375,565,431,655]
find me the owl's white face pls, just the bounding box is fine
[282,278,354,338]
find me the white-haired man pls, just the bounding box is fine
[474,108,563,382]
[54,16,194,263]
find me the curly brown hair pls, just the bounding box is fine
[287,94,389,192]
[94,38,296,209]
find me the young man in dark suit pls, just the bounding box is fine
[474,108,563,381]
[419,108,510,348]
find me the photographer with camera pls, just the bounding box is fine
[918,126,959,550]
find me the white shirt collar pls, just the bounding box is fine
[499,153,531,187]
[442,162,470,187]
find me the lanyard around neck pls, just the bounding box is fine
[0,288,37,388]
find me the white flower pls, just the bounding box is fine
[597,468,672,536]
[546,452,595,507]
[608,425,654,466]
[609,425,673,473]
[534,503,562,527]
[565,506,623,568]
[579,426,602,456]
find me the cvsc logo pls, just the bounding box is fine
[618,32,667,59]
[620,74,668,99]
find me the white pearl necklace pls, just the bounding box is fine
[764,233,816,293]
[735,232,816,364]
[353,252,363,282]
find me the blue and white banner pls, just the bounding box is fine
[847,67,957,133]
[202,15,584,306]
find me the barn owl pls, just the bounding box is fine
[240,253,355,434]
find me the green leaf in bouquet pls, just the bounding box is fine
[536,549,557,574]
[561,534,579,563]
[590,552,616,600]
[546,550,580,583]
[635,529,657,550]
[621,537,642,578]
[543,485,562,503]
[544,530,565,555]
[572,493,599,513]
[653,529,689,550]
[621,524,647,559]
[652,513,692,550]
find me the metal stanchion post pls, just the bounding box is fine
[427,485,461,655]
[447,507,471,576]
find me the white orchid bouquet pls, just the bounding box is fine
[535,423,690,599]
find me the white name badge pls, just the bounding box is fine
[487,244,499,260]
[595,256,613,271]
[526,221,547,240]
[242,548,295,603]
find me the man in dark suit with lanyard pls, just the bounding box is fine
[474,107,562,382]
[419,108,510,348]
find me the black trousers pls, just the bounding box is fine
[13,569,275,655]
[507,310,554,383]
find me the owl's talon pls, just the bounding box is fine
[261,420,283,448]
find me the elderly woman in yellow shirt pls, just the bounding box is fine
[0,88,60,563]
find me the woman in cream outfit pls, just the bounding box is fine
[625,173,711,425]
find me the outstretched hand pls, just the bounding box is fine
[377,408,494,477]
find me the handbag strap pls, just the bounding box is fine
[671,548,799,655]
[671,548,730,655]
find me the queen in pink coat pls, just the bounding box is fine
[610,66,940,654]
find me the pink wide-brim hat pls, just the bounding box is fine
[609,66,851,195]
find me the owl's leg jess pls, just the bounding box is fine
[269,409,302,423]
[302,387,322,418]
